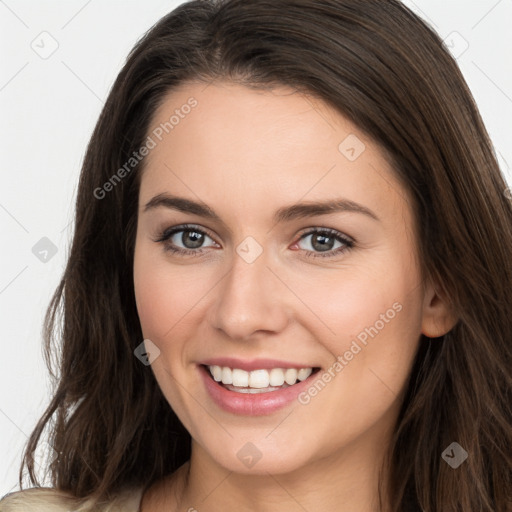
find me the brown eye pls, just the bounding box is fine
[296,228,354,259]
[154,224,218,256]
[174,229,206,249]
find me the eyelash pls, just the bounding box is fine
[153,223,355,259]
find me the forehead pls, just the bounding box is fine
[146,80,368,166]
[138,80,409,228]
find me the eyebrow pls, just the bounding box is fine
[143,193,379,223]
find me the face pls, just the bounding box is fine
[133,80,432,476]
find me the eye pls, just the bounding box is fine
[295,228,354,258]
[153,224,218,257]
[154,224,355,259]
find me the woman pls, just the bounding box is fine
[1,0,511,511]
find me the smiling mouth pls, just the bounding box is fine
[202,364,321,394]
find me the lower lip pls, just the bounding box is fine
[198,365,318,416]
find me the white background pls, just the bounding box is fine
[1,0,511,495]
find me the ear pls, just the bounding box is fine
[421,277,458,338]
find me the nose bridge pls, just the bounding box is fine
[210,235,289,339]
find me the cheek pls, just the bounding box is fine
[290,254,423,394]
[133,241,178,340]
[133,260,166,339]
[133,244,217,367]
[288,260,418,343]
[289,273,422,444]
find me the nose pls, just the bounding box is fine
[208,243,291,341]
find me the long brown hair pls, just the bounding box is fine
[17,1,512,510]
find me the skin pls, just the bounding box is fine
[133,80,457,512]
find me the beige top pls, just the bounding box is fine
[0,486,145,512]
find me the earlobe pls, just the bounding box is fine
[421,277,459,338]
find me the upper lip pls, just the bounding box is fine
[199,357,318,372]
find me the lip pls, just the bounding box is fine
[198,364,320,416]
[199,357,316,372]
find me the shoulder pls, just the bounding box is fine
[0,488,77,512]
[0,486,144,512]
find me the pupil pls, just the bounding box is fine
[312,234,333,252]
[183,230,204,249]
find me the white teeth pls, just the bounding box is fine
[297,368,313,381]
[232,368,249,387]
[221,367,232,385]
[211,365,222,382]
[284,368,298,385]
[269,368,285,386]
[207,365,314,389]
[248,369,270,388]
